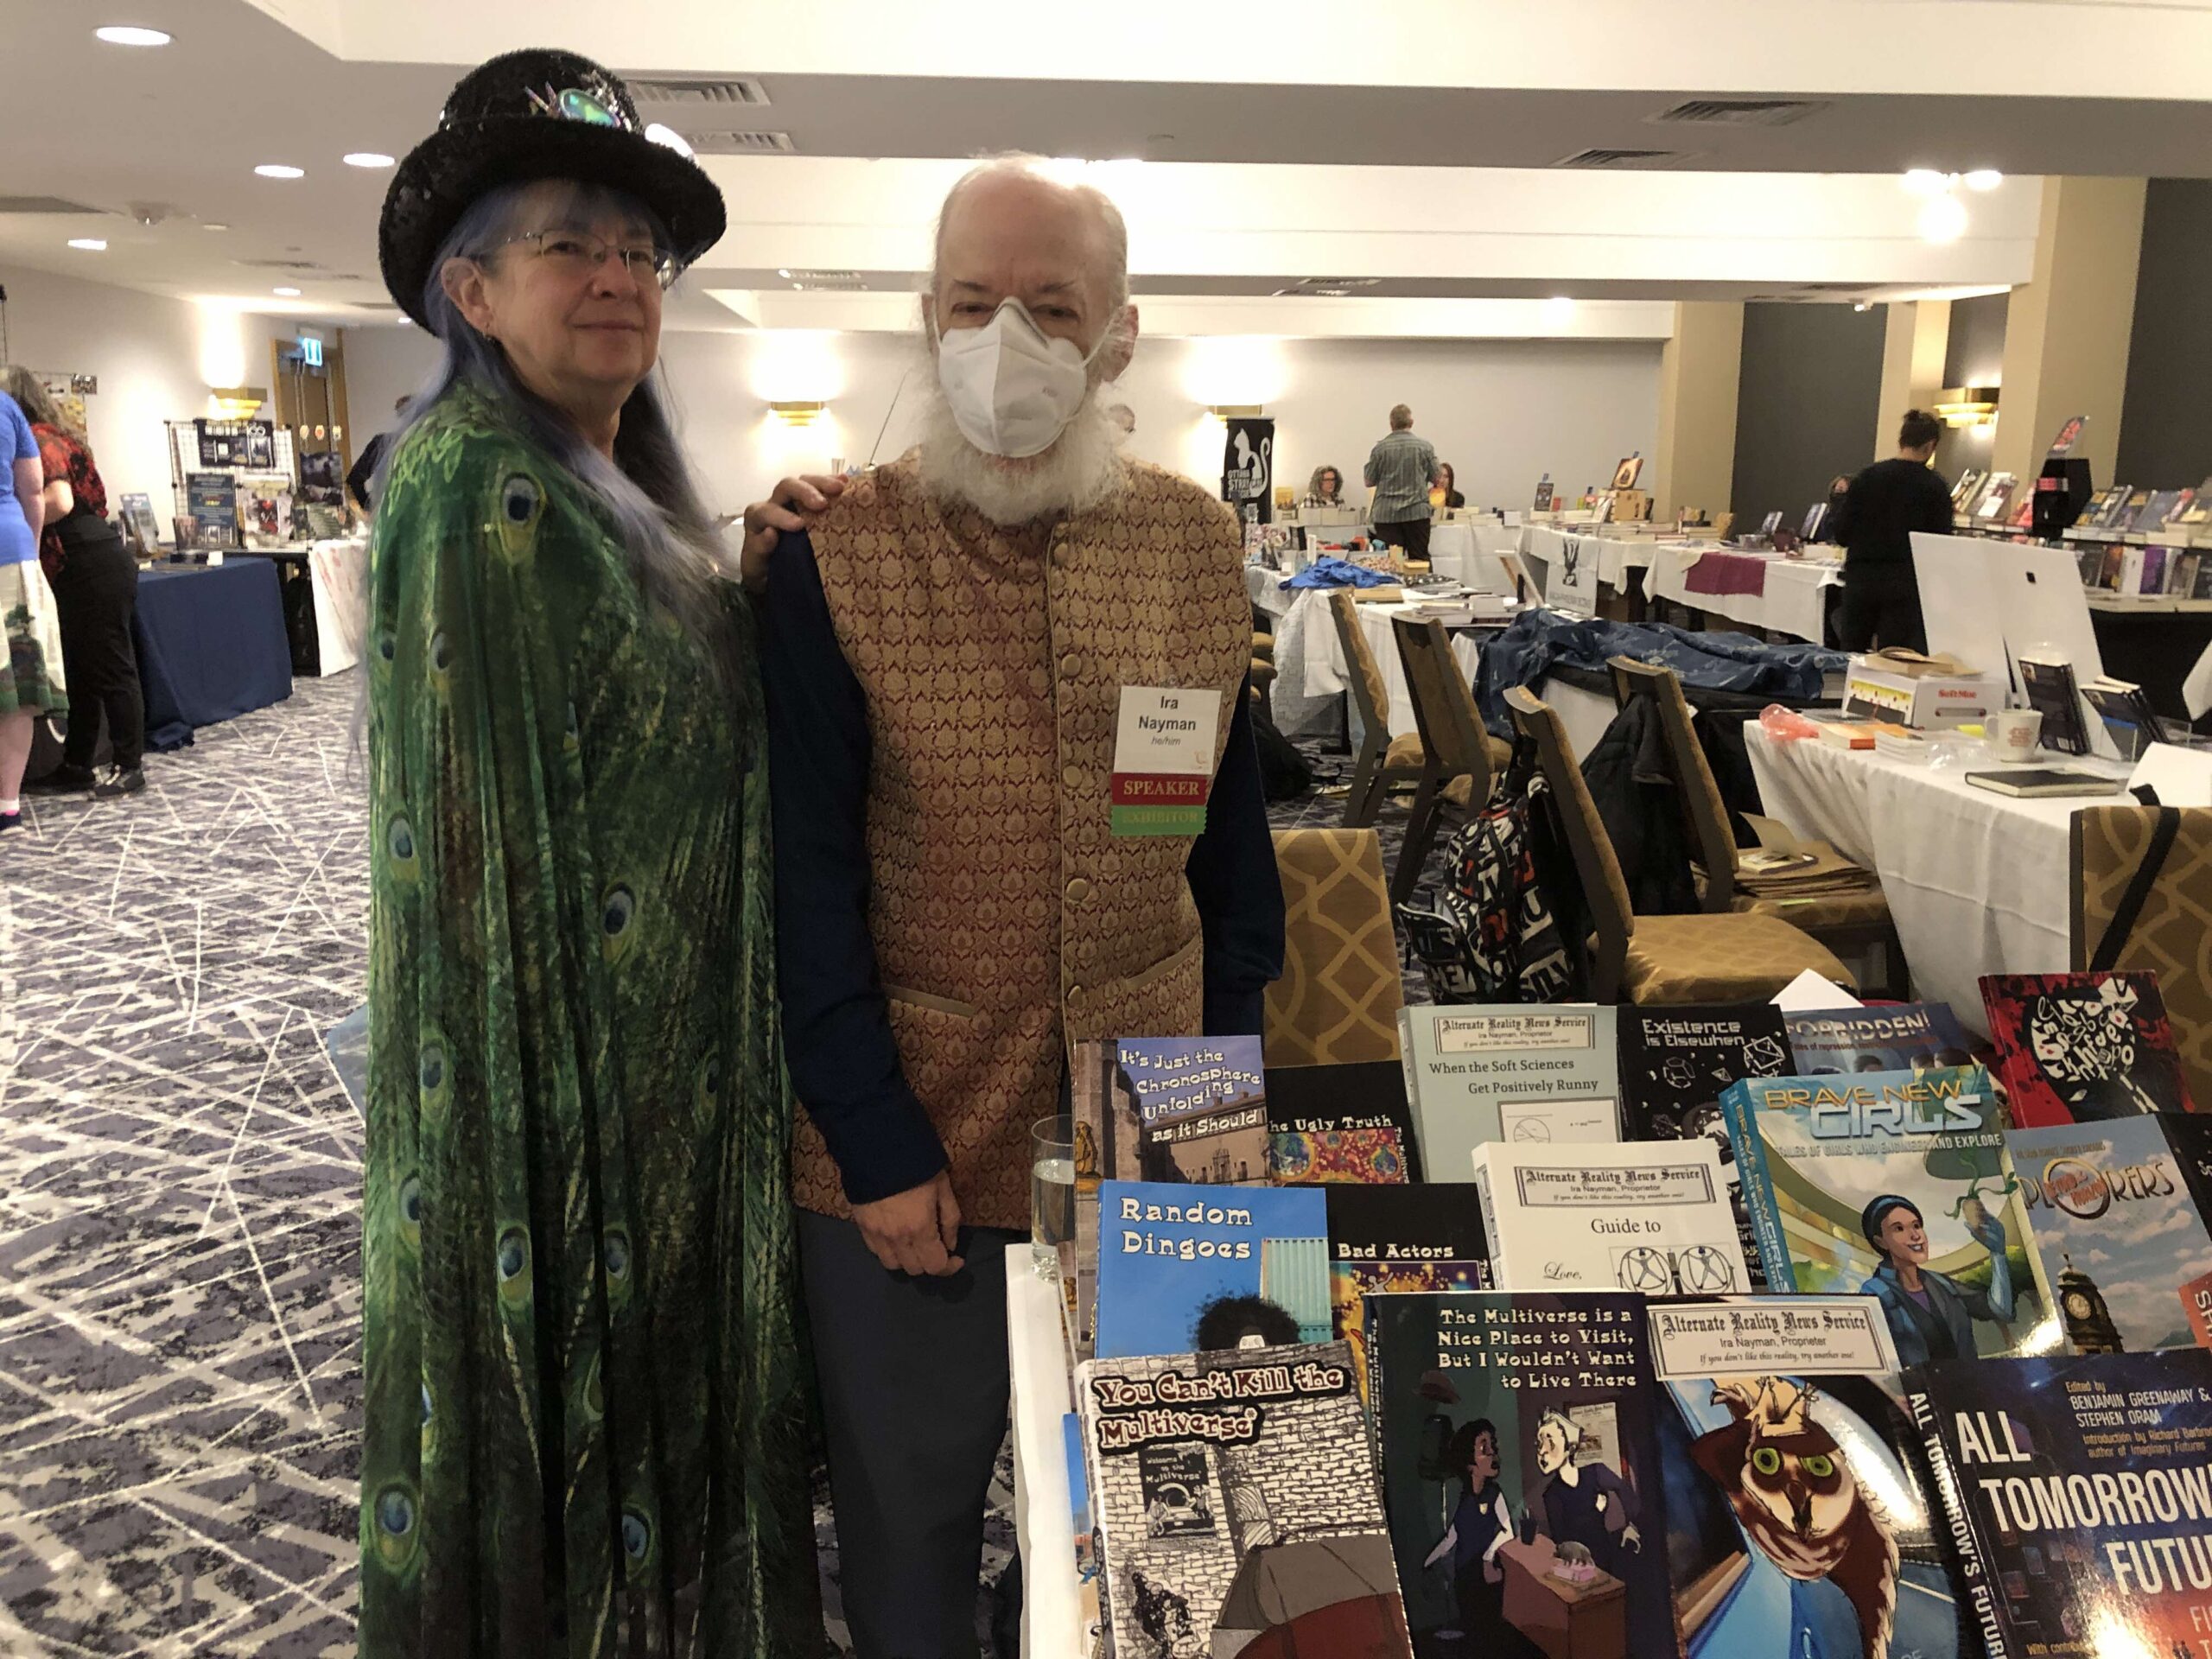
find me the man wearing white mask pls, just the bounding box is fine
[755,156,1283,1655]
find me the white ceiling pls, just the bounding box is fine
[3,0,2207,338]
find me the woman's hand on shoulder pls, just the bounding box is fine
[740,474,847,593]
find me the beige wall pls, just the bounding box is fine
[1650,301,1744,519]
[1874,300,1952,460]
[1993,176,2147,486]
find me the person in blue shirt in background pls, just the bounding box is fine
[0,389,66,830]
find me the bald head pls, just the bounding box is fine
[928,156,1135,363]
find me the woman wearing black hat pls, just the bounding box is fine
[360,49,817,1653]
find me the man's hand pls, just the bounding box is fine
[739,474,847,591]
[852,1169,964,1277]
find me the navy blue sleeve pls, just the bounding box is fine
[760,530,950,1206]
[1187,677,1286,1036]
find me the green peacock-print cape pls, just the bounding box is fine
[359,380,817,1656]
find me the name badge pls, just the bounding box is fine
[1110,687,1222,836]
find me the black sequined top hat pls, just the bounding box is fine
[379,48,726,330]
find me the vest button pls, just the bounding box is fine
[1061,765,1084,789]
[1059,652,1083,678]
[1065,877,1094,905]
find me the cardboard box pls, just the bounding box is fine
[1840,658,2004,729]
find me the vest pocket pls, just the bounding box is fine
[884,985,982,1021]
[1107,932,1205,1001]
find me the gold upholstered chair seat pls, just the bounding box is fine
[1383,731,1510,774]
[1727,884,1892,930]
[1264,827,1404,1067]
[1614,912,1858,1005]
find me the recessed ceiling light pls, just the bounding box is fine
[273,286,302,297]
[255,164,305,180]
[1961,169,2003,192]
[94,24,171,46]
[1903,168,1952,199]
[68,238,108,251]
[777,269,791,279]
[342,152,395,170]
[203,222,229,231]
[643,124,695,159]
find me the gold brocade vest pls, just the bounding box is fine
[792,454,1250,1229]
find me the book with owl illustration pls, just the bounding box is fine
[1366,1291,1679,1659]
[1979,971,2196,1125]
[1473,1140,1749,1297]
[2008,1117,2212,1354]
[1646,1294,1966,1659]
[1781,1003,1977,1077]
[1908,1347,2212,1659]
[1722,1066,2050,1369]
[1092,1180,1332,1362]
[1323,1184,1492,1400]
[1077,1339,1414,1659]
[1266,1058,1418,1184]
[1401,1005,1621,1184]
[1618,1006,1798,1289]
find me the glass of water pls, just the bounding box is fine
[1032,1114,1076,1279]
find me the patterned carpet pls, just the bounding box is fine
[0,675,1413,1658]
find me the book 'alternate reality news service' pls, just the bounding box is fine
[1782,1003,1978,1077]
[1092,1180,1332,1362]
[1366,1292,1677,1659]
[1474,1140,1751,1297]
[1909,1347,2212,1659]
[1077,1340,1414,1659]
[1724,1066,2049,1370]
[1618,1006,1798,1288]
[1979,972,2198,1124]
[1267,1059,1417,1185]
[1646,1295,1965,1659]
[1323,1184,1493,1402]
[2009,1116,2212,1356]
[1399,1006,1621,1184]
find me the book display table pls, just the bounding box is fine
[1743,722,2127,1034]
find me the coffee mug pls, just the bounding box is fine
[1988,708,2042,760]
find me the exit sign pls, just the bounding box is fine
[298,335,323,368]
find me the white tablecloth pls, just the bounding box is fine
[1008,1245,1085,1659]
[1744,723,2118,1034]
[1249,569,1486,739]
[1516,526,1656,601]
[1644,549,1842,645]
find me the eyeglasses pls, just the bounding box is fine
[486,229,679,290]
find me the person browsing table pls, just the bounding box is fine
[1831,409,1953,652]
[1364,402,1442,559]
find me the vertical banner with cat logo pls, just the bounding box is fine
[1221,416,1274,526]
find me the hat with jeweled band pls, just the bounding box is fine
[378,48,725,331]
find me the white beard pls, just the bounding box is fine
[916,371,1126,526]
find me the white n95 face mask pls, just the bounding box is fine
[935,298,1109,460]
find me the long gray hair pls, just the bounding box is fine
[3,367,76,436]
[380,179,734,678]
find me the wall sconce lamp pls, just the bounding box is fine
[769,401,828,427]
[1205,404,1264,423]
[1933,385,1999,428]
[207,385,268,417]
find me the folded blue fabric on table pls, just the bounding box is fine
[1474,608,1845,736]
[1281,555,1401,591]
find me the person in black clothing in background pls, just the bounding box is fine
[1831,408,1952,652]
[343,397,411,519]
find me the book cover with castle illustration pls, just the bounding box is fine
[1077,1339,1413,1658]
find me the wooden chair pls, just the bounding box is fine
[1389,615,1512,902]
[2071,806,2212,1109]
[1607,656,1905,995]
[1263,828,1406,1067]
[1504,685,1858,1003]
[1327,589,1424,827]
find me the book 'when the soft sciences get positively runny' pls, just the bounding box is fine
[1365,1292,1679,1659]
[1909,1347,2212,1659]
[1724,1066,2050,1370]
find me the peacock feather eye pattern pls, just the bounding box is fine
[602,1227,633,1314]
[600,883,638,962]
[493,473,542,561]
[370,1480,422,1574]
[495,1226,531,1309]
[417,1033,450,1116]
[385,814,419,880]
